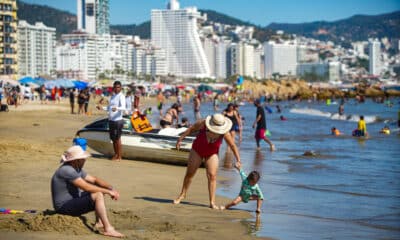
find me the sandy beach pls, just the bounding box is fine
[0,100,266,240]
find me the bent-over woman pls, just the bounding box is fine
[174,113,241,209]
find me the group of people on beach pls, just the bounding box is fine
[51,81,275,237]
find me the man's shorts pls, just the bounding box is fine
[109,120,124,141]
[255,128,266,140]
[56,192,95,216]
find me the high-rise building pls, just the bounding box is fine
[18,21,56,77]
[77,0,110,34]
[369,39,381,76]
[133,41,167,77]
[151,0,210,78]
[1,0,18,78]
[264,41,297,78]
[230,42,254,77]
[215,40,228,79]
[253,46,264,79]
[57,33,132,80]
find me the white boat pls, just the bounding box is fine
[77,117,194,166]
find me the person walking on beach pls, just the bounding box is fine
[174,113,241,209]
[97,81,126,161]
[223,103,242,143]
[69,88,76,114]
[253,100,275,151]
[221,162,264,213]
[51,146,124,238]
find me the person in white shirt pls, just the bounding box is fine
[98,81,126,161]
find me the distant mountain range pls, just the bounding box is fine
[17,0,400,45]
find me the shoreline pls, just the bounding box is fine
[0,101,269,239]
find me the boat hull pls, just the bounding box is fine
[78,130,192,166]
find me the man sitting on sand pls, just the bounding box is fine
[51,146,124,238]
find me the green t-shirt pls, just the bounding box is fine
[239,169,264,203]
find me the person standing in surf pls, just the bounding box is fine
[253,100,275,151]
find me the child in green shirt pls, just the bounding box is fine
[222,162,264,213]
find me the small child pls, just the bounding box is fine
[331,127,340,136]
[177,117,190,128]
[222,162,264,213]
[144,107,152,116]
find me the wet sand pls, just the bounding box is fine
[0,100,266,239]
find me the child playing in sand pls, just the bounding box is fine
[222,162,264,213]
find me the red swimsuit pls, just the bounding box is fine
[192,127,223,158]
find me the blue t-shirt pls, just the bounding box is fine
[51,164,87,210]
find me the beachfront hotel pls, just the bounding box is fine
[369,39,381,76]
[151,0,211,78]
[57,33,133,81]
[0,0,18,79]
[230,42,255,77]
[77,0,110,34]
[17,21,56,77]
[264,41,297,78]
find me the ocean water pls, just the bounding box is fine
[150,98,400,240]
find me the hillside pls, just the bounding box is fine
[267,11,400,42]
[16,0,400,44]
[17,0,77,38]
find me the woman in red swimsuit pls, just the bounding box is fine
[174,113,241,209]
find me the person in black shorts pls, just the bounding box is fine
[51,146,124,238]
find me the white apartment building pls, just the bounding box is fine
[151,0,210,78]
[352,41,367,56]
[77,0,110,34]
[264,41,297,77]
[18,20,56,77]
[297,61,341,82]
[56,33,133,80]
[297,62,328,79]
[369,39,381,76]
[253,46,264,79]
[215,40,228,79]
[203,38,216,78]
[133,43,167,77]
[230,42,254,77]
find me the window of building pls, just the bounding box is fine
[86,3,94,16]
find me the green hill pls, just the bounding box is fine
[267,11,400,42]
[16,0,400,45]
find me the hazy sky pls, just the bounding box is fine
[23,0,400,26]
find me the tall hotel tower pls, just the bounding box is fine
[0,0,18,78]
[77,0,110,34]
[368,39,381,76]
[151,0,210,78]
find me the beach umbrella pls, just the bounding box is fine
[44,80,57,89]
[197,84,213,92]
[73,80,88,90]
[55,79,75,88]
[33,77,46,85]
[3,79,20,86]
[19,76,34,84]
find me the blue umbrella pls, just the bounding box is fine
[33,77,46,85]
[19,76,34,84]
[73,81,88,90]
[55,79,75,88]
[44,80,57,89]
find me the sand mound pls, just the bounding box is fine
[0,211,92,235]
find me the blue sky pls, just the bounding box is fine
[23,0,400,26]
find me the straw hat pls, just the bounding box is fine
[205,113,232,135]
[60,146,91,163]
